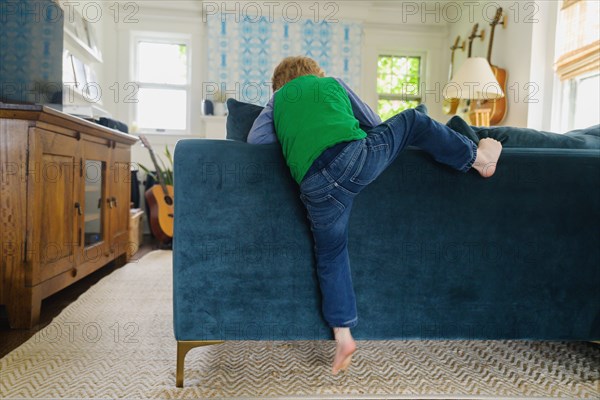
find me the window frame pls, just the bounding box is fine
[131,31,192,135]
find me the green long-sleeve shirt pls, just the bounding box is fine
[273,75,367,183]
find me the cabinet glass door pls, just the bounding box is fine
[84,160,104,246]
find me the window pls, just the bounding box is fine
[554,0,599,131]
[376,55,422,121]
[561,71,600,130]
[133,35,191,133]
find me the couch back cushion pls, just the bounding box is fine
[447,116,600,149]
[227,98,600,149]
[226,100,430,143]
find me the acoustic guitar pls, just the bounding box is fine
[470,7,508,125]
[442,35,465,115]
[456,24,485,120]
[139,135,174,243]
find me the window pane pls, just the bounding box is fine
[137,88,187,130]
[377,55,421,96]
[377,99,420,121]
[573,73,600,129]
[137,41,188,84]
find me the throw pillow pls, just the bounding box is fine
[226,98,264,142]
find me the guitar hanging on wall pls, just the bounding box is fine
[470,7,508,125]
[442,35,466,115]
[456,23,485,121]
[139,135,174,243]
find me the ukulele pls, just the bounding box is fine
[139,135,174,243]
[470,7,508,125]
[456,23,485,121]
[442,35,466,115]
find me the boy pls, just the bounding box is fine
[248,56,502,374]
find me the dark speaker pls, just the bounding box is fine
[143,173,157,237]
[131,170,140,208]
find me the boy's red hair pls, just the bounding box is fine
[272,56,325,91]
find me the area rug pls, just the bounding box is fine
[1,250,599,399]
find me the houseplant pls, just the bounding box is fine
[212,89,228,116]
[138,144,173,186]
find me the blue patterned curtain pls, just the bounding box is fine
[207,15,363,105]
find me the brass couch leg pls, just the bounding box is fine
[176,340,224,387]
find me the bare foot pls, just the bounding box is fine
[332,328,356,375]
[472,138,502,178]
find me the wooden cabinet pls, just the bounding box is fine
[0,104,137,329]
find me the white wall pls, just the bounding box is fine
[98,1,450,129]
[527,1,560,131]
[88,0,560,232]
[93,0,564,132]
[95,1,452,167]
[99,1,204,212]
[444,0,559,128]
[361,22,448,122]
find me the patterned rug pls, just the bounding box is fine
[1,250,599,399]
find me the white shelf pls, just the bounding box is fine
[64,28,103,64]
[84,213,100,223]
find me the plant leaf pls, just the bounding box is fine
[158,155,169,175]
[138,162,159,182]
[155,155,172,185]
[165,145,173,167]
[138,162,152,174]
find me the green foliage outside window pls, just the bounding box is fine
[378,100,420,121]
[377,55,421,121]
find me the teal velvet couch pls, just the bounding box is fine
[172,138,600,387]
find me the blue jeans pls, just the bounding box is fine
[298,109,477,328]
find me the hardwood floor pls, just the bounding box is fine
[0,234,169,358]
